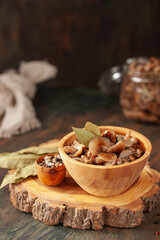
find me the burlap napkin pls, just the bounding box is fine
[0,61,58,138]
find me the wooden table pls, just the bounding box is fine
[0,83,160,240]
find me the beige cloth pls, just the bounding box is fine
[0,61,58,138]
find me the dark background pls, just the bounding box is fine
[0,0,160,87]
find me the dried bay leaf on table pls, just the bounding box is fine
[0,162,36,189]
[84,122,101,136]
[0,169,22,189]
[72,127,95,146]
[18,146,59,155]
[0,147,59,169]
[0,153,38,169]
[0,146,59,189]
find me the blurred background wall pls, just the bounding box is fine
[0,0,160,87]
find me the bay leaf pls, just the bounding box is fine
[18,146,59,155]
[0,162,37,189]
[84,122,101,136]
[0,147,59,169]
[0,145,59,189]
[72,127,95,146]
[0,169,20,189]
[0,153,38,169]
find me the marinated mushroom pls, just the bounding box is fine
[117,135,124,142]
[64,141,84,158]
[104,158,117,166]
[123,131,131,141]
[63,146,77,155]
[131,136,139,144]
[88,136,113,155]
[72,145,83,157]
[120,57,160,124]
[107,141,125,153]
[119,150,133,158]
[81,155,92,164]
[64,129,144,166]
[122,131,134,147]
[98,153,117,162]
[95,157,106,165]
[85,151,96,162]
[101,130,116,143]
[135,149,144,158]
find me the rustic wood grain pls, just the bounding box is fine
[0,87,160,239]
[8,164,160,230]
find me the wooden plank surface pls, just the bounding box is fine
[0,84,160,239]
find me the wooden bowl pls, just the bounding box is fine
[58,126,152,197]
[35,154,66,186]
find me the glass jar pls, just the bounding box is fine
[120,57,160,123]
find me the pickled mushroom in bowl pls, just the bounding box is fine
[63,129,144,166]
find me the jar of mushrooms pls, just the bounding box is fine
[120,57,160,123]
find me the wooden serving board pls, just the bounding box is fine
[9,140,160,230]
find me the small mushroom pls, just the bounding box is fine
[117,157,130,165]
[101,130,116,143]
[104,158,117,166]
[88,136,113,155]
[123,131,131,141]
[119,150,133,159]
[107,141,125,153]
[95,157,105,165]
[72,145,83,157]
[130,155,136,161]
[135,149,143,158]
[72,140,83,149]
[85,151,96,161]
[81,155,93,164]
[64,146,77,155]
[122,131,134,147]
[98,152,117,162]
[101,144,114,152]
[123,139,133,147]
[131,136,139,144]
[117,135,124,142]
[101,145,108,152]
[116,158,123,165]
[126,146,137,154]
[66,140,84,158]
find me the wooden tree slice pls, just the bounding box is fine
[9,140,160,230]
